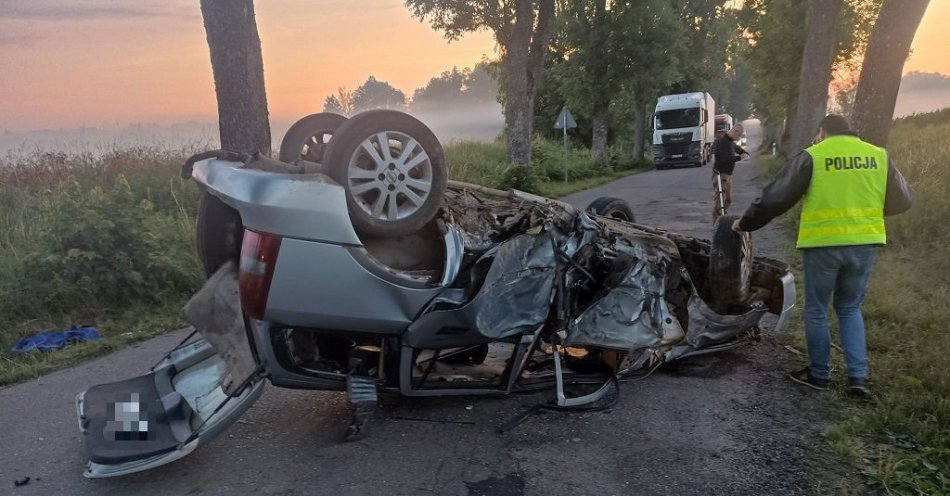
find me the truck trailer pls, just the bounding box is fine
[714,114,734,139]
[652,92,715,169]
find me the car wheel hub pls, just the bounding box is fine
[347,131,433,221]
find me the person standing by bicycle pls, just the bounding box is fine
[712,124,749,222]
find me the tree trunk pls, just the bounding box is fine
[778,87,799,156]
[503,0,555,166]
[787,0,843,154]
[527,0,555,110]
[852,0,930,147]
[590,103,609,166]
[632,102,646,163]
[503,0,534,166]
[200,0,271,156]
[588,0,609,167]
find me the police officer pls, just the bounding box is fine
[712,124,749,222]
[732,115,914,397]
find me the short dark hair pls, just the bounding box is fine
[819,114,850,135]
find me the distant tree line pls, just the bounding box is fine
[321,64,498,116]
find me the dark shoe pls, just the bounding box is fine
[788,367,829,390]
[847,377,872,398]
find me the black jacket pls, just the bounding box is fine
[737,132,915,232]
[713,134,746,175]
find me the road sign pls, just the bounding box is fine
[554,105,576,130]
[554,105,577,182]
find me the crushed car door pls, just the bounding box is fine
[76,263,263,478]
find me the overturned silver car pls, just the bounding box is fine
[75,111,794,478]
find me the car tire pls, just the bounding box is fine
[322,110,447,238]
[278,112,348,166]
[708,214,752,308]
[586,196,635,222]
[196,191,243,278]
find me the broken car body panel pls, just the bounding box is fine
[192,158,362,246]
[76,338,264,478]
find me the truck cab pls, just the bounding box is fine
[714,114,734,140]
[652,92,715,169]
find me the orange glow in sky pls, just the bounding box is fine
[902,1,949,75]
[0,0,496,132]
[0,0,945,132]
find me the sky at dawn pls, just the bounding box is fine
[0,0,946,133]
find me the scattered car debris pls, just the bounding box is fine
[388,415,476,425]
[12,326,101,354]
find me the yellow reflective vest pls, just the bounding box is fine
[797,135,888,248]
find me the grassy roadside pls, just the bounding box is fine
[0,139,647,386]
[759,110,950,495]
[0,146,205,386]
[442,139,648,198]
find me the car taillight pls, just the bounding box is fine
[239,230,282,320]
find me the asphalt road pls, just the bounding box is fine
[0,121,828,496]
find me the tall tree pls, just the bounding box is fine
[784,0,844,155]
[464,63,500,104]
[723,54,754,121]
[411,65,499,112]
[618,0,689,161]
[411,68,468,111]
[745,0,808,150]
[553,0,685,163]
[323,87,355,116]
[351,76,407,112]
[587,0,610,165]
[200,0,271,155]
[670,0,733,94]
[406,0,555,165]
[825,0,884,117]
[557,0,611,165]
[851,0,930,146]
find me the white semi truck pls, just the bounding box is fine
[652,92,715,169]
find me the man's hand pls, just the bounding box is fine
[732,219,743,233]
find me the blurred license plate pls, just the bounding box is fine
[672,154,683,158]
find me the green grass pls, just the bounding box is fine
[537,170,634,198]
[759,110,950,495]
[0,146,205,386]
[0,303,189,385]
[0,139,645,386]
[444,138,649,196]
[835,111,950,495]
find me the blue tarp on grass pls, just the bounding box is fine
[12,326,102,354]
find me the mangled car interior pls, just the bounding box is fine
[76,110,795,478]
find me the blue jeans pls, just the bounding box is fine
[802,245,878,380]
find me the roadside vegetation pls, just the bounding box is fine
[0,140,646,386]
[760,109,950,495]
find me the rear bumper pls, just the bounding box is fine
[76,338,265,478]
